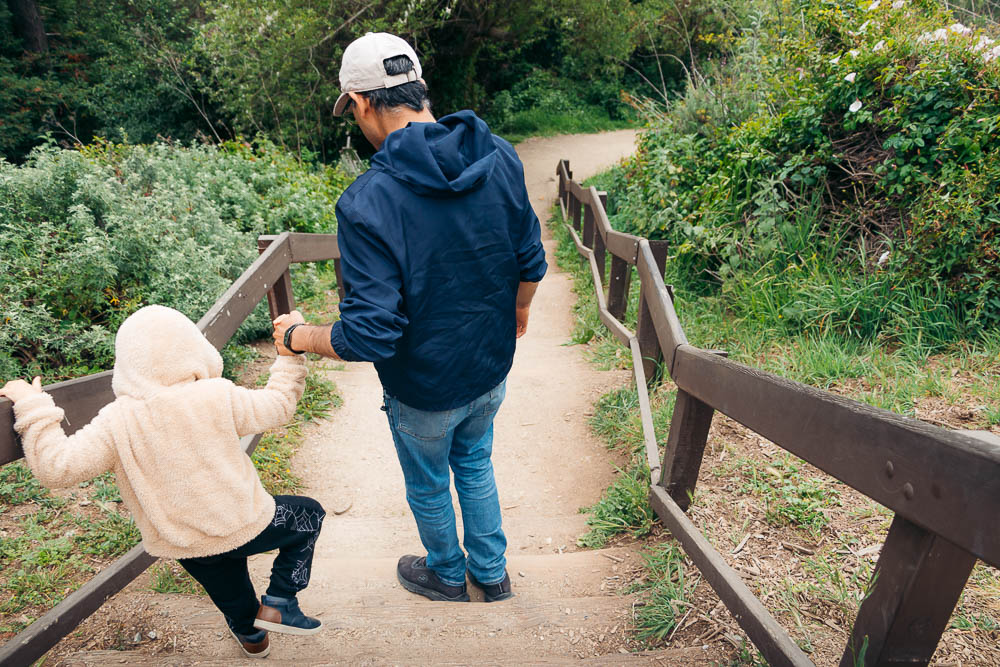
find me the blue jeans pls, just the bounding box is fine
[383,381,507,586]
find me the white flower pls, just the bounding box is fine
[849,99,863,113]
[858,20,871,33]
[877,251,890,267]
[845,72,857,82]
[949,23,971,35]
[830,55,842,65]
[891,0,905,8]
[873,40,886,51]
[973,36,995,52]
[918,28,949,44]
[985,45,1000,62]
[849,49,861,57]
[868,0,880,11]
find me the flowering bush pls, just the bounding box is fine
[0,140,351,380]
[605,0,1000,343]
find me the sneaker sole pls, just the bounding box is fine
[396,570,470,602]
[228,629,270,659]
[253,618,323,636]
[482,591,515,603]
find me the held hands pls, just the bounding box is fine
[0,376,43,403]
[272,310,306,356]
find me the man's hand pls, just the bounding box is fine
[272,310,306,356]
[0,376,43,403]
[515,305,530,338]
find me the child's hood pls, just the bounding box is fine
[112,305,224,400]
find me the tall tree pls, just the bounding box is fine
[6,0,49,52]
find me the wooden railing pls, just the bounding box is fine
[0,231,342,666]
[556,159,1000,666]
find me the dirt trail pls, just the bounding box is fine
[60,130,724,665]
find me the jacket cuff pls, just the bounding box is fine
[520,257,548,283]
[12,392,62,431]
[330,321,365,362]
[270,355,307,370]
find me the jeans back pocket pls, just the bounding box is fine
[395,400,455,441]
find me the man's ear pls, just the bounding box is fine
[348,92,369,116]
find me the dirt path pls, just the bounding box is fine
[59,129,728,665]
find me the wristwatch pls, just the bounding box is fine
[283,323,307,355]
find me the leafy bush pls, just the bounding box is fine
[609,0,1000,346]
[0,140,351,381]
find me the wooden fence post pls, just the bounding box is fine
[606,255,631,321]
[658,389,716,509]
[583,198,595,250]
[840,515,977,666]
[258,238,295,319]
[593,191,608,286]
[571,191,583,235]
[635,240,670,384]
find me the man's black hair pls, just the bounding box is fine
[360,55,430,113]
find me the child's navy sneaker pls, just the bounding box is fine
[254,595,323,635]
[468,569,514,602]
[225,618,270,658]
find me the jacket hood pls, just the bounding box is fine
[371,110,498,197]
[112,305,223,400]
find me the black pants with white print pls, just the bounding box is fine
[179,495,325,635]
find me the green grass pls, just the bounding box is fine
[0,463,65,509]
[251,364,341,495]
[577,465,656,548]
[628,543,694,642]
[149,562,206,595]
[739,454,841,540]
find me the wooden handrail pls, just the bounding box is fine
[555,158,1000,666]
[0,232,342,663]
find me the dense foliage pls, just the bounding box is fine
[2,0,732,162]
[0,140,351,380]
[600,0,1000,346]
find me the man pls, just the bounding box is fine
[272,32,546,604]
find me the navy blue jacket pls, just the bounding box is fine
[330,110,547,410]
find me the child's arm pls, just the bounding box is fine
[2,378,117,488]
[230,355,308,437]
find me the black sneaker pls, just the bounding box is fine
[396,555,470,602]
[468,569,514,602]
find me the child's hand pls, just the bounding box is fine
[0,376,43,403]
[273,310,306,356]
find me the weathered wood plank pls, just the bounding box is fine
[1,372,114,466]
[583,199,595,250]
[671,344,1000,568]
[630,337,662,477]
[606,255,632,321]
[841,515,976,666]
[649,486,814,666]
[258,237,296,321]
[636,240,687,375]
[0,433,262,665]
[566,223,633,345]
[634,241,672,383]
[197,233,292,349]
[657,389,716,510]
[592,191,608,285]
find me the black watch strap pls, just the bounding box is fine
[283,323,307,355]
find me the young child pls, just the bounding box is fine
[0,305,323,659]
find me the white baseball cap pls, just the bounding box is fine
[333,32,423,116]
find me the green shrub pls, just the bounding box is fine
[609,0,1000,346]
[0,139,351,381]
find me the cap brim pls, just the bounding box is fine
[333,92,352,117]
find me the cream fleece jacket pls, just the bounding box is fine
[12,305,308,559]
